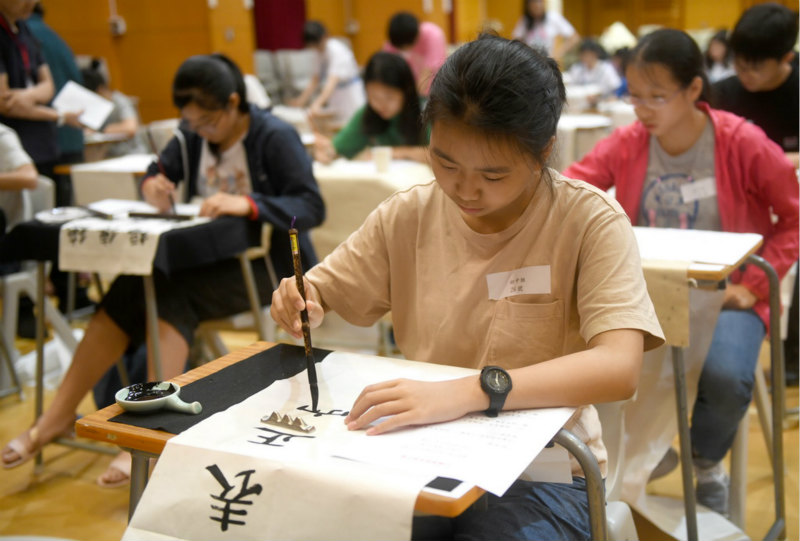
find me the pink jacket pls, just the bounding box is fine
[564,103,799,328]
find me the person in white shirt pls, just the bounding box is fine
[511,0,580,64]
[289,20,365,124]
[564,39,623,99]
[705,29,735,84]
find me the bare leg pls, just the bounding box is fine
[98,320,189,486]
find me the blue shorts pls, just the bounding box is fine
[412,477,594,541]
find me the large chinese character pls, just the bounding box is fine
[67,228,86,245]
[296,405,349,418]
[99,230,117,245]
[206,464,263,531]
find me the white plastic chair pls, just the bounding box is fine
[596,400,640,541]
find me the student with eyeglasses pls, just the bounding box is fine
[564,28,798,517]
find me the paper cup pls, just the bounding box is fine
[373,146,392,173]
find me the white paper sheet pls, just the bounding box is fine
[88,198,200,218]
[124,350,576,540]
[633,227,762,267]
[52,80,114,130]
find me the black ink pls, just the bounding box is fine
[296,405,349,417]
[99,230,117,245]
[248,426,315,447]
[124,382,176,401]
[206,465,263,531]
[67,228,87,245]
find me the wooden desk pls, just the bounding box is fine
[75,341,484,519]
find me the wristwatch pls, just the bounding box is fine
[480,365,512,417]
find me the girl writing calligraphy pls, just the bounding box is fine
[272,35,663,540]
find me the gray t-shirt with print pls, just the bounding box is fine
[639,120,719,231]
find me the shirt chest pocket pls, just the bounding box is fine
[488,298,564,368]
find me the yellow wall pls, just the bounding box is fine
[42,0,255,123]
[41,0,794,120]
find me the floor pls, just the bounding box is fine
[0,318,797,541]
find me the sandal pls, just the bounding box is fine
[2,421,76,469]
[2,426,43,469]
[97,451,131,488]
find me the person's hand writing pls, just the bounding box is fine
[344,377,483,435]
[270,276,324,339]
[141,174,176,213]
[723,283,758,310]
[199,192,250,219]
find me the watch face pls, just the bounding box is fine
[485,368,510,392]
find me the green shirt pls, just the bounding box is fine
[332,104,430,159]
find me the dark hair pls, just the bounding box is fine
[362,52,422,145]
[423,34,565,173]
[32,2,43,16]
[704,29,731,69]
[629,29,709,102]
[388,12,420,48]
[729,2,799,62]
[173,54,248,113]
[612,47,631,72]
[522,0,546,31]
[303,20,327,46]
[578,38,608,60]
[81,58,107,93]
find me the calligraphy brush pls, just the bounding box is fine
[289,216,319,411]
[145,127,176,215]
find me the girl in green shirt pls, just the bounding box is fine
[314,51,429,164]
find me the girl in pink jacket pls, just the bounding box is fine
[564,28,799,517]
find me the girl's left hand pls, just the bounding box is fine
[199,192,251,219]
[723,283,758,310]
[344,377,484,435]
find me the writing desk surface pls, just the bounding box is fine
[75,341,484,517]
[633,227,763,282]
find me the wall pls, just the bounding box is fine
[42,0,255,123]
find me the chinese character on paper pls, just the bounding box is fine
[206,464,263,531]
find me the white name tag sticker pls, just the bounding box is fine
[486,265,551,300]
[681,177,716,203]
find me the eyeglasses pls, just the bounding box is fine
[623,89,682,109]
[185,108,227,133]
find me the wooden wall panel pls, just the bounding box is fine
[454,0,484,44]
[306,0,346,37]
[485,0,520,38]
[208,0,256,73]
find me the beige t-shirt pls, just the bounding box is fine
[308,171,665,476]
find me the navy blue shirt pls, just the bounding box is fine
[0,15,58,163]
[144,105,326,280]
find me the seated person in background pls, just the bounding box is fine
[0,122,41,338]
[712,2,798,166]
[273,35,663,541]
[563,38,622,100]
[288,20,364,124]
[610,47,631,97]
[313,51,428,165]
[711,2,800,386]
[705,29,735,84]
[80,58,145,157]
[383,11,447,96]
[0,122,37,234]
[1,54,325,488]
[564,29,799,517]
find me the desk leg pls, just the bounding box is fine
[34,262,46,470]
[671,345,698,541]
[143,275,163,382]
[128,451,150,521]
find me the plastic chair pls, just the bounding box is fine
[194,225,277,363]
[596,401,640,540]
